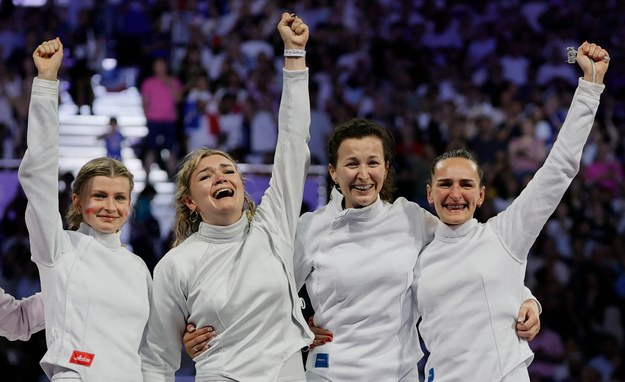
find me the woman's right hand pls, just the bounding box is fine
[307,316,333,351]
[32,38,63,81]
[277,12,309,50]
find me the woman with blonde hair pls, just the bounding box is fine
[19,38,151,381]
[140,13,314,381]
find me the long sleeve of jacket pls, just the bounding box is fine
[256,68,311,260]
[492,78,604,261]
[0,289,45,341]
[18,78,68,266]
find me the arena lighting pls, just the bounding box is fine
[11,0,47,6]
[101,58,118,71]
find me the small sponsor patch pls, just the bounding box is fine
[428,367,435,381]
[69,350,95,367]
[314,353,329,368]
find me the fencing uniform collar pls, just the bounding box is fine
[77,222,122,249]
[197,212,249,243]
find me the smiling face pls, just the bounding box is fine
[329,136,388,209]
[72,176,131,233]
[183,154,245,226]
[427,157,485,226]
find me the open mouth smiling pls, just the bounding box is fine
[352,184,374,191]
[213,188,235,199]
[443,203,467,211]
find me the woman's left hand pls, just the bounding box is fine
[516,299,541,341]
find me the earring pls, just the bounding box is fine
[189,210,199,223]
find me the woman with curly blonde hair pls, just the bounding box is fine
[140,13,315,381]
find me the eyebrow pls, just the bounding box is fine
[343,155,382,162]
[197,163,235,174]
[90,189,129,195]
[436,178,476,184]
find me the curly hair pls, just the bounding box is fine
[172,148,256,247]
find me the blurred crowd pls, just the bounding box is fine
[0,0,624,381]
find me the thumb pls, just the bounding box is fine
[517,307,528,323]
[186,323,196,333]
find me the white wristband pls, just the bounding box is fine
[284,49,306,58]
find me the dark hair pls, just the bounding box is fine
[427,148,484,187]
[327,118,396,202]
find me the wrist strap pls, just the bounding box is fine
[284,49,306,58]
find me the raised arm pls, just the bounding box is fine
[493,42,609,260]
[256,13,310,242]
[0,288,45,341]
[17,38,68,266]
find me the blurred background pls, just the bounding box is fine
[0,0,624,381]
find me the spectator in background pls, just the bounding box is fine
[243,93,277,164]
[97,116,125,160]
[140,56,183,179]
[66,8,99,115]
[584,139,624,198]
[507,116,547,182]
[130,183,161,273]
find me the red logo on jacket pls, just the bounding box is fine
[69,350,95,367]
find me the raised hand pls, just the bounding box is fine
[32,38,63,81]
[277,12,309,50]
[576,41,610,84]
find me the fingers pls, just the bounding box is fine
[516,306,528,324]
[183,325,215,357]
[578,41,610,63]
[34,38,63,58]
[515,303,540,341]
[291,16,305,34]
[278,12,293,27]
[307,316,333,351]
[278,12,308,36]
[516,321,540,341]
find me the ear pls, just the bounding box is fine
[426,184,433,205]
[71,193,82,212]
[478,185,486,207]
[183,196,196,211]
[385,161,390,180]
[328,164,337,184]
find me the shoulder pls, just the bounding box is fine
[155,234,202,269]
[123,249,153,277]
[390,197,429,215]
[299,202,335,227]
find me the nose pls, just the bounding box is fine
[357,166,369,181]
[449,185,462,200]
[104,197,116,211]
